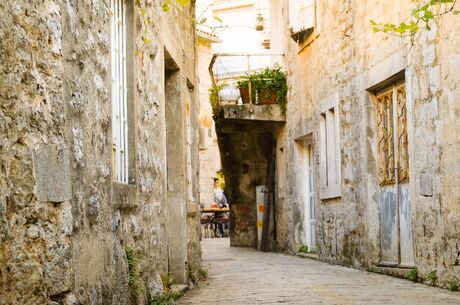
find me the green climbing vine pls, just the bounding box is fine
[132,0,228,59]
[133,0,191,57]
[371,0,458,38]
[126,246,143,298]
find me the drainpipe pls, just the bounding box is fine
[334,211,338,257]
[395,167,401,265]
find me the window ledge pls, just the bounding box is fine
[320,185,341,200]
[290,27,314,44]
[112,182,138,209]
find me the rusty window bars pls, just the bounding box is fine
[375,83,409,185]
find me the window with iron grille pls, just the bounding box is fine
[375,83,409,185]
[111,0,129,183]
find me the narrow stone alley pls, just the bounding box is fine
[178,239,460,305]
[2,1,460,304]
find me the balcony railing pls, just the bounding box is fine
[209,52,284,111]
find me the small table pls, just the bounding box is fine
[201,208,229,238]
[201,208,230,213]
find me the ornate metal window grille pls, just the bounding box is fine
[375,84,409,185]
[396,85,409,183]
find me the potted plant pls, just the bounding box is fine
[236,77,256,104]
[252,65,287,112]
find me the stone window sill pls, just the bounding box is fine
[112,181,138,209]
[320,185,341,200]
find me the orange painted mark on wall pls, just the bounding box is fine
[258,204,265,213]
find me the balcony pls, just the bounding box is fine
[209,52,286,129]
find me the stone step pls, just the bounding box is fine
[296,252,319,260]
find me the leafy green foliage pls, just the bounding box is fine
[371,0,458,37]
[449,280,459,291]
[298,245,309,253]
[167,273,176,288]
[198,267,209,279]
[236,67,288,111]
[406,267,419,282]
[189,267,208,283]
[236,77,256,103]
[126,246,144,298]
[150,293,174,305]
[236,78,249,89]
[427,270,438,286]
[151,273,183,305]
[188,270,197,283]
[209,83,226,115]
[315,242,321,251]
[171,290,184,300]
[161,0,190,12]
[251,65,288,112]
[149,289,183,305]
[160,273,176,292]
[134,0,191,56]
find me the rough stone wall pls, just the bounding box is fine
[274,126,288,253]
[0,1,201,304]
[407,11,460,287]
[281,0,460,287]
[197,39,221,208]
[198,138,220,207]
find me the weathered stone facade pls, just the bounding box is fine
[0,1,201,304]
[197,31,221,208]
[279,0,460,289]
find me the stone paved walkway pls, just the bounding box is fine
[178,238,460,305]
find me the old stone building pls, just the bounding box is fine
[279,0,460,289]
[204,0,460,291]
[0,1,201,304]
[2,0,460,303]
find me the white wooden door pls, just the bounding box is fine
[304,143,316,250]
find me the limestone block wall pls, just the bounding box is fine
[0,1,201,304]
[197,41,221,208]
[281,0,460,287]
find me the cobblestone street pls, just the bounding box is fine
[178,239,460,305]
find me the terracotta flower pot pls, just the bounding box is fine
[240,87,251,104]
[257,88,277,104]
